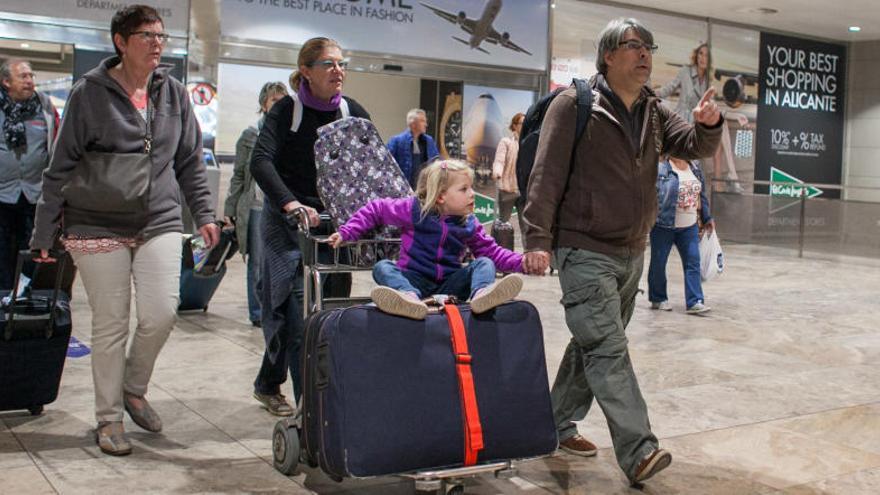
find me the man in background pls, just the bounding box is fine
[387,108,439,188]
[0,58,59,290]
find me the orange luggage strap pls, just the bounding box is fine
[444,302,484,466]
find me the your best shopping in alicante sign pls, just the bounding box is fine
[755,32,845,199]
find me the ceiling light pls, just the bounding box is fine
[849,26,861,32]
[20,43,30,48]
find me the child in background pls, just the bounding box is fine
[328,159,524,320]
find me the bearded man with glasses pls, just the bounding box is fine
[522,17,723,486]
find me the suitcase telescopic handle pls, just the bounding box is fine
[4,249,67,340]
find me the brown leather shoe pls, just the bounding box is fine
[253,392,295,416]
[95,421,132,456]
[558,434,598,457]
[632,448,672,483]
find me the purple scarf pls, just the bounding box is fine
[297,80,341,112]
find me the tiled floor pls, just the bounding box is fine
[2,239,879,494]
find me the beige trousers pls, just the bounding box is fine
[71,232,182,423]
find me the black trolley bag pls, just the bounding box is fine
[0,250,73,415]
[178,226,237,311]
[295,299,558,479]
[490,191,515,253]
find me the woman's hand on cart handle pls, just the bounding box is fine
[283,201,320,228]
[327,232,344,248]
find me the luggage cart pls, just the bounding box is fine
[271,209,523,494]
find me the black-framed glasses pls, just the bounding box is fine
[618,40,658,54]
[308,59,350,71]
[131,31,170,44]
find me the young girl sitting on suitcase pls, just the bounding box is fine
[328,159,524,320]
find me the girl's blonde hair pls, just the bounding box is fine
[416,159,474,217]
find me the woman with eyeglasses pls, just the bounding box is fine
[249,37,370,416]
[30,5,218,456]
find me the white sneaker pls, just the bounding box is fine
[650,301,672,311]
[470,274,523,314]
[370,286,428,320]
[686,302,711,314]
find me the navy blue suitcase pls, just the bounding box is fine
[299,300,558,478]
[0,251,72,415]
[178,264,227,311]
[178,229,236,312]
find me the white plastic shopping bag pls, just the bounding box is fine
[699,230,724,282]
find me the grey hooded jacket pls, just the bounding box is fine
[31,57,214,249]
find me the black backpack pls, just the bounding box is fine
[516,79,593,202]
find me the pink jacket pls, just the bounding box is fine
[492,136,519,194]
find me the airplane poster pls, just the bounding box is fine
[221,0,549,71]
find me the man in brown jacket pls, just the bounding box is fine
[522,18,722,486]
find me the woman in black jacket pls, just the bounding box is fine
[249,37,370,415]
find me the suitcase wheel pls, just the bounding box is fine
[28,405,44,416]
[272,420,300,475]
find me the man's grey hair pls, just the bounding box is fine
[406,108,426,125]
[595,18,654,74]
[0,58,31,84]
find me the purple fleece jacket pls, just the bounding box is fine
[338,197,523,282]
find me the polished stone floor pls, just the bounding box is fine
[2,237,879,494]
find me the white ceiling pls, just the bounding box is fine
[557,0,880,42]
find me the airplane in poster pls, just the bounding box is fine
[420,0,532,56]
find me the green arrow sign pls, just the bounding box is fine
[770,167,823,199]
[473,192,495,224]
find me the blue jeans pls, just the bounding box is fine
[648,224,704,309]
[254,213,351,401]
[254,274,304,399]
[246,208,263,322]
[0,194,35,291]
[372,257,497,301]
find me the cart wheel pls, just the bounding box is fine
[445,483,464,495]
[28,405,44,416]
[272,421,300,475]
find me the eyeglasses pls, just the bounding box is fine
[308,59,349,71]
[131,31,170,44]
[618,40,658,54]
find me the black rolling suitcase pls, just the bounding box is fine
[178,227,237,311]
[490,194,515,252]
[0,250,72,415]
[293,300,557,479]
